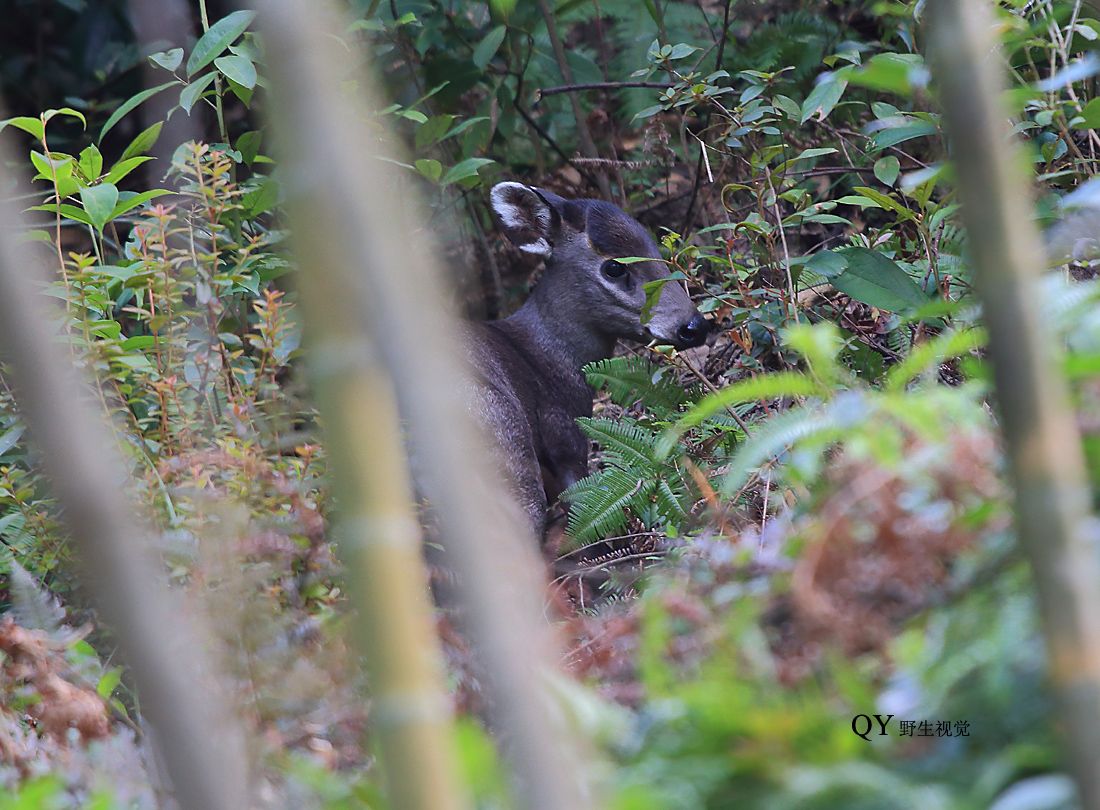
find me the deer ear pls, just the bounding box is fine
[490,182,555,256]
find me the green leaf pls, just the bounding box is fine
[78,145,103,183]
[150,48,184,71]
[440,157,493,186]
[180,73,218,114]
[832,247,930,312]
[103,156,153,186]
[110,189,169,219]
[778,146,837,171]
[641,278,669,324]
[415,115,455,150]
[120,121,163,161]
[874,155,900,187]
[0,426,26,459]
[237,130,262,165]
[1074,97,1100,130]
[802,250,848,279]
[43,107,86,128]
[214,54,257,89]
[801,73,847,123]
[868,120,938,151]
[80,183,119,233]
[99,81,178,142]
[415,158,442,182]
[846,53,927,95]
[0,116,44,140]
[243,180,279,216]
[851,186,914,219]
[473,25,507,70]
[187,9,256,77]
[97,668,123,700]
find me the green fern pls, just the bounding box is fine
[562,415,695,546]
[584,355,696,419]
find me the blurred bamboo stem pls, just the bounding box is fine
[0,137,246,809]
[260,2,593,809]
[926,1,1100,805]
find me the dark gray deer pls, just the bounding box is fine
[466,182,709,537]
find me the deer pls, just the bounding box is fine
[465,182,710,538]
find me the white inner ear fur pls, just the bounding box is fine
[491,182,552,250]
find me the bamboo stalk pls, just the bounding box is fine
[0,134,246,810]
[926,1,1100,805]
[259,2,593,809]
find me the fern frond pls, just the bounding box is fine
[565,466,649,545]
[655,370,826,459]
[584,356,694,418]
[9,559,66,635]
[885,327,986,391]
[719,400,852,496]
[577,416,660,471]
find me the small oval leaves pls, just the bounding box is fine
[187,10,256,77]
[832,247,930,312]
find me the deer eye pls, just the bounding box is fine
[601,259,627,279]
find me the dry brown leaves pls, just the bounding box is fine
[0,616,108,767]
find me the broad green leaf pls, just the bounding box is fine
[415,158,442,182]
[778,146,837,171]
[80,183,119,233]
[29,203,93,226]
[846,53,928,94]
[120,121,163,161]
[852,186,914,219]
[103,156,153,186]
[832,247,930,312]
[30,151,73,183]
[0,116,44,140]
[440,157,493,186]
[214,54,257,89]
[237,130,262,165]
[0,426,25,459]
[803,249,848,279]
[180,73,218,114]
[99,81,178,141]
[868,120,938,150]
[1074,97,1100,129]
[242,180,279,216]
[226,76,253,105]
[415,115,454,149]
[187,10,256,76]
[43,107,86,127]
[78,145,103,183]
[150,48,184,71]
[110,189,169,219]
[473,25,507,69]
[641,278,669,325]
[801,73,847,123]
[874,155,900,187]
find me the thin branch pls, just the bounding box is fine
[535,81,673,100]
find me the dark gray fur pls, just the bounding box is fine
[467,182,709,536]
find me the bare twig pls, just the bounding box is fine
[535,81,673,99]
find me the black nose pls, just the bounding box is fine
[676,314,710,348]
